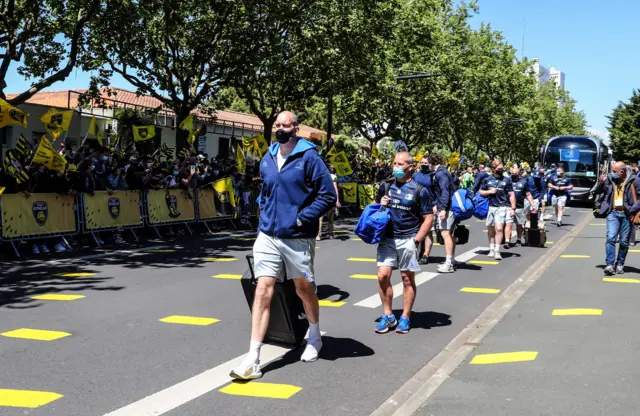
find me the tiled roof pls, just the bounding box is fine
[6,87,326,138]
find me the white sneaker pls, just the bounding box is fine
[437,262,455,273]
[301,338,322,362]
[494,251,502,260]
[230,361,262,380]
[488,249,495,258]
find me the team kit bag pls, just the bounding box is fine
[524,212,547,247]
[240,255,309,346]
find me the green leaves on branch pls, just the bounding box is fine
[608,89,640,162]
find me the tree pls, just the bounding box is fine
[608,89,640,162]
[89,0,259,148]
[0,0,101,104]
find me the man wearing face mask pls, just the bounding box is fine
[413,156,436,265]
[479,160,516,260]
[231,111,336,381]
[428,152,457,273]
[505,167,535,247]
[547,165,573,227]
[593,162,640,275]
[472,164,489,196]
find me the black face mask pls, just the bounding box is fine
[420,165,430,174]
[511,174,520,181]
[494,169,504,177]
[275,129,295,144]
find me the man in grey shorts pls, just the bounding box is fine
[230,111,336,380]
[505,167,535,247]
[427,152,457,273]
[479,160,516,260]
[547,165,573,227]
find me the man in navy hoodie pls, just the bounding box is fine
[231,111,337,380]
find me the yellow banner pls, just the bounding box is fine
[330,151,353,176]
[358,184,375,209]
[212,177,236,217]
[341,182,357,203]
[236,145,246,174]
[198,188,217,220]
[1,193,75,238]
[84,191,142,230]
[40,108,73,141]
[33,136,67,171]
[0,98,28,128]
[146,189,195,224]
[133,125,156,142]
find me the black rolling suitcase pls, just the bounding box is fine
[453,224,469,245]
[240,255,309,346]
[525,213,546,247]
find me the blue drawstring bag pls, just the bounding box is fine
[354,203,390,244]
[472,193,489,220]
[451,189,475,221]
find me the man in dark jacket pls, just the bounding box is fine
[231,111,336,380]
[427,152,457,273]
[593,162,640,275]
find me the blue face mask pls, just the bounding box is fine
[609,172,620,181]
[173,170,179,176]
[393,167,406,179]
[102,156,109,162]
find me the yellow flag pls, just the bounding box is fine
[327,146,337,157]
[39,108,74,141]
[371,143,380,159]
[252,139,262,159]
[0,98,28,128]
[132,125,156,142]
[33,135,67,171]
[358,184,375,209]
[236,144,246,174]
[329,151,353,176]
[179,114,194,131]
[88,116,103,145]
[341,182,357,203]
[0,186,5,196]
[415,152,424,162]
[254,134,269,156]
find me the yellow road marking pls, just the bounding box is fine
[54,272,95,277]
[0,389,63,408]
[333,230,349,233]
[468,260,499,265]
[546,241,554,245]
[145,249,176,253]
[603,277,640,284]
[552,308,602,316]
[237,237,256,241]
[482,230,488,232]
[350,274,378,279]
[315,246,319,249]
[159,316,220,326]
[318,300,346,307]
[351,238,362,241]
[347,258,376,262]
[212,274,243,280]
[433,243,442,246]
[460,287,501,294]
[470,351,538,365]
[204,257,237,262]
[578,210,591,213]
[30,294,85,301]
[560,255,590,259]
[219,382,302,399]
[1,328,71,341]
[476,220,484,223]
[629,250,640,253]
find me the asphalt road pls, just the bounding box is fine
[417,211,640,416]
[0,207,591,416]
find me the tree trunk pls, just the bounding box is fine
[176,109,191,152]
[262,117,275,145]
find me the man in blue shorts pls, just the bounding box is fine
[374,152,434,334]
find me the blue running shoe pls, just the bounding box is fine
[396,316,410,334]
[375,314,397,333]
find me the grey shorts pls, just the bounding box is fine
[486,206,512,226]
[524,199,540,212]
[514,208,526,225]
[377,237,420,272]
[552,195,567,207]
[253,232,316,290]
[437,210,456,231]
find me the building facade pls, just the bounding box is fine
[530,58,566,89]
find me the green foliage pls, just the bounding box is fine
[113,107,159,156]
[0,0,102,104]
[608,89,640,162]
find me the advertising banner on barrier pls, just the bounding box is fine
[147,189,195,225]
[1,193,75,238]
[84,191,142,230]
[198,188,217,220]
[341,182,357,203]
[212,178,236,217]
[358,184,375,209]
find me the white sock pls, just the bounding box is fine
[247,340,262,364]
[446,255,453,264]
[494,243,500,252]
[309,322,321,342]
[558,215,562,222]
[490,244,496,251]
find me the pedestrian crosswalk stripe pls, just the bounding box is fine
[1,328,71,341]
[350,274,378,279]
[552,308,602,316]
[560,255,590,258]
[578,210,591,213]
[468,260,499,265]
[219,381,302,399]
[212,274,243,280]
[470,351,538,365]
[30,294,85,301]
[347,258,376,262]
[460,287,501,294]
[54,272,95,277]
[204,257,237,262]
[0,389,63,408]
[603,277,640,284]
[145,249,176,253]
[237,237,256,241]
[159,316,220,326]
[318,300,346,307]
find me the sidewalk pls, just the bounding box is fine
[415,215,640,416]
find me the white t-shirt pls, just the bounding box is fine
[277,150,289,172]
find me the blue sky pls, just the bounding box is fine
[471,0,640,140]
[6,0,638,141]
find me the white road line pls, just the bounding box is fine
[455,246,489,263]
[104,330,326,416]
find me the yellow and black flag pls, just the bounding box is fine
[32,135,67,172]
[39,108,74,141]
[3,149,30,184]
[236,144,246,174]
[15,134,33,158]
[0,98,28,128]
[212,177,236,217]
[88,116,103,145]
[132,125,156,142]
